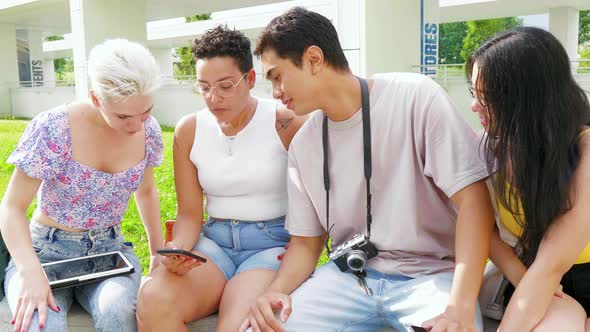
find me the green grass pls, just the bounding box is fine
[0,120,37,217]
[1,120,329,274]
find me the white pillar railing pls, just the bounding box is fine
[410,60,590,130]
[0,81,76,119]
[412,60,590,88]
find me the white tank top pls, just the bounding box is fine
[190,98,288,221]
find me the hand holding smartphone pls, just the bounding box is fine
[157,249,207,263]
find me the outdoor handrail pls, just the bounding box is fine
[412,59,590,86]
[2,80,74,88]
[4,60,589,89]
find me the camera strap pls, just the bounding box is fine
[322,76,372,255]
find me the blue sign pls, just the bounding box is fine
[421,0,439,76]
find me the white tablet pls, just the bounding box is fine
[41,251,134,289]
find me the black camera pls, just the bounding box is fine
[329,234,378,272]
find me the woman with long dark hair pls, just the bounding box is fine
[468,26,590,331]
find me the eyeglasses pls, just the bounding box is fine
[194,72,248,98]
[467,81,487,107]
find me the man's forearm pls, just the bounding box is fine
[269,234,327,295]
[449,184,495,314]
[449,216,492,314]
[490,230,526,287]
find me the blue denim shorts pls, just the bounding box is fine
[192,216,290,280]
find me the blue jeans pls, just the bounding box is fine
[280,262,484,332]
[193,216,290,280]
[4,221,142,332]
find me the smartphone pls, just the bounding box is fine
[409,326,429,332]
[157,249,207,263]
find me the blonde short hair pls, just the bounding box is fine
[88,39,160,101]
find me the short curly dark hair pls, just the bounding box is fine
[191,25,253,74]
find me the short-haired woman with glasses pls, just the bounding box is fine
[136,25,306,331]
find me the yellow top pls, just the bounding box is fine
[498,128,590,264]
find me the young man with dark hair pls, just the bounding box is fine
[239,7,494,332]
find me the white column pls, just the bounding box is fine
[549,7,580,61]
[69,0,147,99]
[27,30,45,87]
[350,0,423,76]
[0,23,19,114]
[44,58,56,88]
[151,48,174,79]
[337,0,362,76]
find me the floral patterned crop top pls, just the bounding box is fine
[7,106,163,229]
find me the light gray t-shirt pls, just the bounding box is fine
[285,72,489,277]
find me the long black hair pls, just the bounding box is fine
[466,26,590,266]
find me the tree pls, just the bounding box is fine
[580,47,590,73]
[186,13,211,22]
[173,13,212,79]
[460,17,523,61]
[45,35,64,41]
[173,46,196,78]
[54,58,74,84]
[439,21,467,64]
[580,10,590,45]
[44,35,74,84]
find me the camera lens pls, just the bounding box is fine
[347,250,367,271]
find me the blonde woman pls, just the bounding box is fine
[0,39,164,332]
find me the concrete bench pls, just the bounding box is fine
[0,297,218,332]
[0,220,500,331]
[0,296,499,332]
